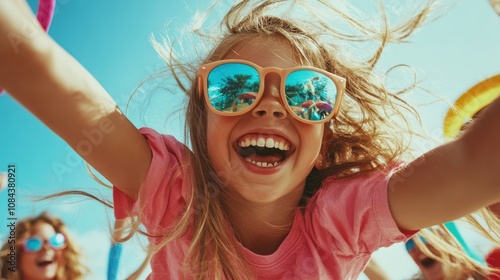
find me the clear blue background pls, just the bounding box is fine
[1,0,499,278]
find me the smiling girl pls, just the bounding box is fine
[0,212,88,280]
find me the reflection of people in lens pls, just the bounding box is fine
[307,104,321,120]
[231,92,257,112]
[0,212,89,280]
[304,76,320,101]
[301,100,332,120]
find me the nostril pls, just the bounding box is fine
[273,111,285,118]
[251,98,287,119]
[252,109,286,119]
[255,110,266,117]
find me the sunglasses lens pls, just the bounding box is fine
[285,70,338,122]
[207,63,260,113]
[405,239,416,251]
[405,235,427,252]
[49,233,66,249]
[25,238,43,252]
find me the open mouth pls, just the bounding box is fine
[420,257,437,268]
[36,256,55,268]
[237,134,293,167]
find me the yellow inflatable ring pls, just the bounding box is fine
[443,74,500,139]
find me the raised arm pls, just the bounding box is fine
[388,97,500,231]
[363,259,390,280]
[0,0,150,199]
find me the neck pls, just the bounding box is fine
[225,189,302,255]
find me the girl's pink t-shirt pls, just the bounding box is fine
[113,128,412,279]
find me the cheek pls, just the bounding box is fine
[206,113,232,176]
[301,124,324,156]
[408,250,419,262]
[207,115,224,147]
[55,250,64,265]
[313,126,324,147]
[206,112,251,185]
[20,253,35,273]
[207,114,226,157]
[428,246,441,257]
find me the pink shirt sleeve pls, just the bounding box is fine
[307,167,413,256]
[113,128,189,239]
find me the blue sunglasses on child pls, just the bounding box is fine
[22,233,67,253]
[405,236,427,252]
[197,59,346,124]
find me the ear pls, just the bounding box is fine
[315,122,335,170]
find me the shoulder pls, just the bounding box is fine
[113,128,192,227]
[314,164,403,205]
[139,127,187,153]
[304,163,409,254]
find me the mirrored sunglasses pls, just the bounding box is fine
[197,59,346,124]
[23,233,67,253]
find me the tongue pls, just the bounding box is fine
[239,146,285,163]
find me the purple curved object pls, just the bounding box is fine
[315,101,333,112]
[0,0,55,94]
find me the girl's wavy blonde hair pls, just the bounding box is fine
[0,212,89,280]
[91,0,500,279]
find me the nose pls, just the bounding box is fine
[251,73,287,120]
[39,242,52,252]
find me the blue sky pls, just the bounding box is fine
[0,0,499,279]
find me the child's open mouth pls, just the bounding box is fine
[36,256,55,268]
[237,135,293,167]
[420,257,437,268]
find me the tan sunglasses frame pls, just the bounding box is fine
[197,59,346,124]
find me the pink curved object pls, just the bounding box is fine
[0,0,55,94]
[301,100,333,111]
[237,92,257,100]
[301,100,314,108]
[37,0,56,31]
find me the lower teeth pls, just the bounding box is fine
[245,158,278,167]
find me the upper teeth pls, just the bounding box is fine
[239,136,289,151]
[39,256,53,262]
